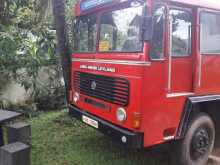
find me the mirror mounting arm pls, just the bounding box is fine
[141,16,153,41]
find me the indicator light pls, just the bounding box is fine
[132,112,141,129]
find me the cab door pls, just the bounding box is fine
[167,7,194,94]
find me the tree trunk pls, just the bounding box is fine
[0,0,4,22]
[52,0,71,103]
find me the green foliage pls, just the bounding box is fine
[0,0,78,111]
[0,0,66,111]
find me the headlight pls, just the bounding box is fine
[116,107,127,122]
[73,92,80,103]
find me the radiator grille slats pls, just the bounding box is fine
[74,72,129,106]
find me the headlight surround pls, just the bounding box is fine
[116,107,127,122]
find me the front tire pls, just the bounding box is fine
[178,113,215,165]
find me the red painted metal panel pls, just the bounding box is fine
[196,55,220,94]
[171,58,193,92]
[71,60,144,131]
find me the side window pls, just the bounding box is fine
[170,9,192,56]
[200,12,220,54]
[150,6,165,60]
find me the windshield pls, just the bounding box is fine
[73,14,97,52]
[73,1,144,53]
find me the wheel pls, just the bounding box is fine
[177,113,215,165]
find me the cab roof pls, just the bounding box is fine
[75,0,220,16]
[168,0,220,10]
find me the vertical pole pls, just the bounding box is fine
[168,15,173,93]
[198,24,203,88]
[0,126,4,146]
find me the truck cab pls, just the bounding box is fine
[69,0,220,164]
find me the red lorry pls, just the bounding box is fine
[69,0,220,164]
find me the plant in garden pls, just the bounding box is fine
[0,0,77,111]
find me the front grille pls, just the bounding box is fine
[74,72,129,106]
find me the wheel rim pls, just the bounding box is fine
[190,127,211,160]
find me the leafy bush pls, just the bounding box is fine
[0,0,77,111]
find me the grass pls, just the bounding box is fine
[29,110,171,165]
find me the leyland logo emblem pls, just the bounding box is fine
[91,81,97,90]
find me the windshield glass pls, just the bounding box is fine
[99,2,144,52]
[99,4,143,52]
[73,1,144,53]
[74,14,97,52]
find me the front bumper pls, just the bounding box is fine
[68,104,144,149]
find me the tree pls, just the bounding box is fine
[52,0,71,102]
[0,0,64,110]
[0,0,76,110]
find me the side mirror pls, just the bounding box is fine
[141,16,153,41]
